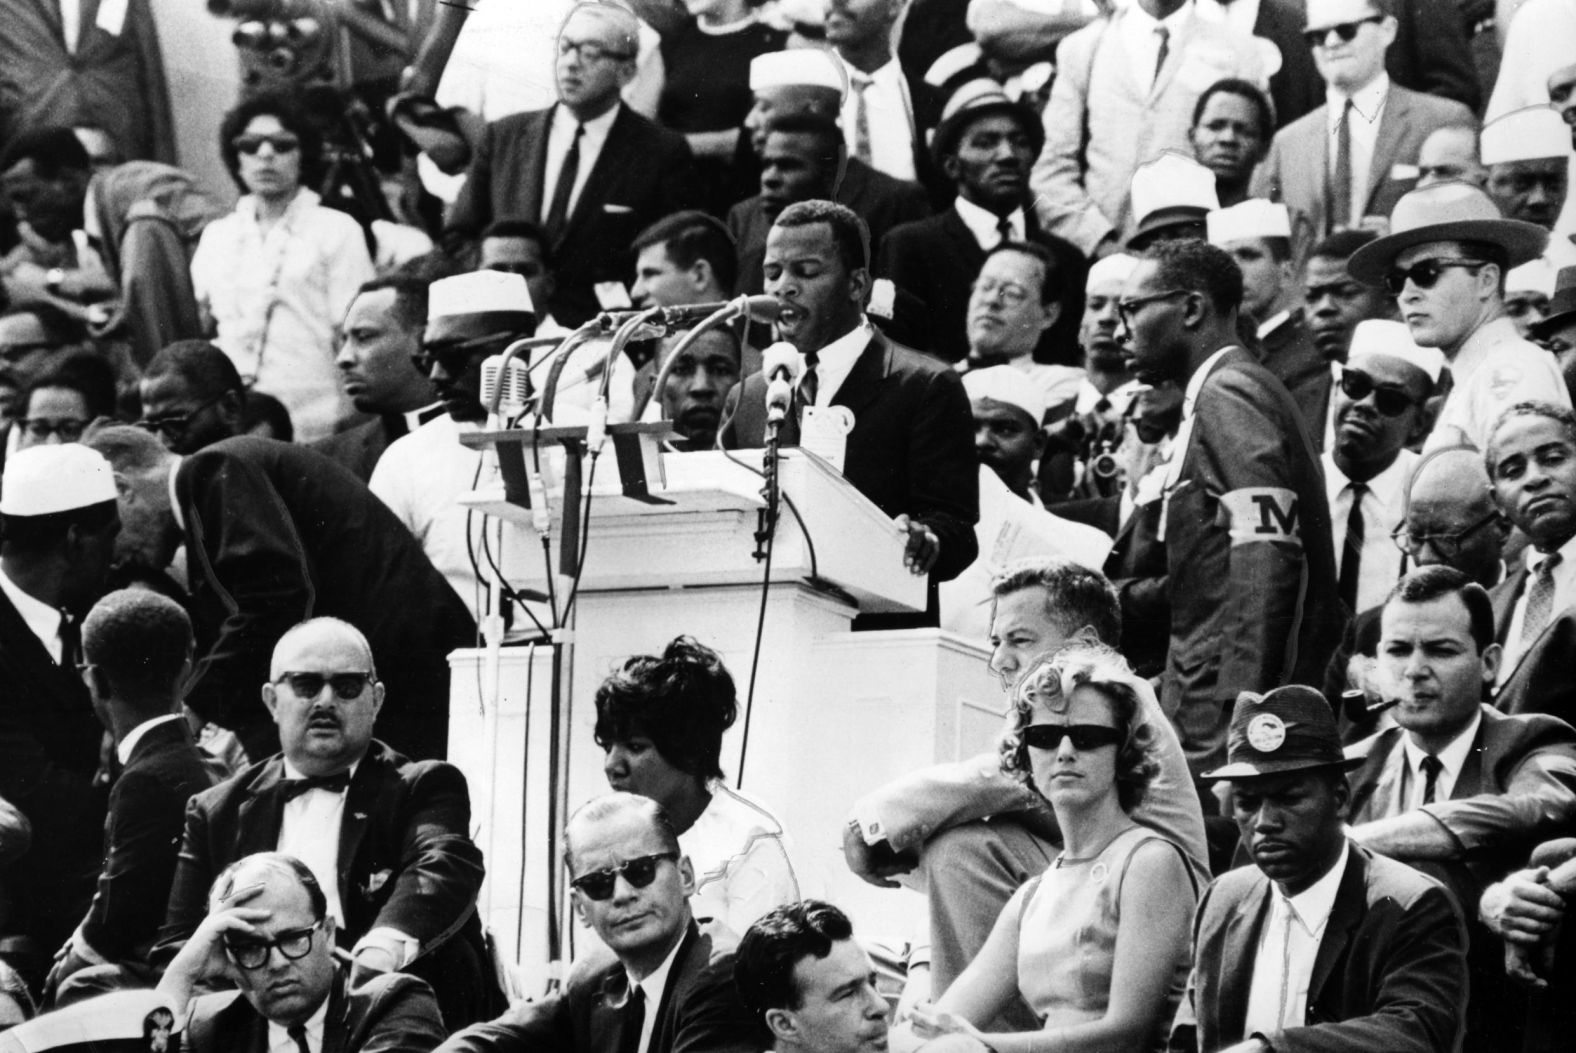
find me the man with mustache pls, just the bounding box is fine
[1482,106,1575,273]
[155,617,495,1031]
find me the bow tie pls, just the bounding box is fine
[281,772,351,801]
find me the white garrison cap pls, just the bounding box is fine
[1130,152,1219,225]
[428,270,533,322]
[964,365,1049,425]
[0,444,117,516]
[750,49,846,98]
[1207,199,1292,245]
[1508,255,1559,296]
[1347,319,1446,382]
[1088,252,1140,288]
[1481,105,1571,165]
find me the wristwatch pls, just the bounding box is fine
[44,267,66,295]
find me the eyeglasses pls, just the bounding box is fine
[1302,14,1385,47]
[233,134,301,156]
[223,920,322,970]
[1116,289,1192,329]
[136,396,225,439]
[1021,723,1124,752]
[557,38,636,64]
[411,332,513,376]
[18,416,87,441]
[570,852,677,901]
[274,671,375,701]
[1391,509,1502,560]
[973,277,1033,307]
[1338,369,1419,417]
[1382,258,1485,296]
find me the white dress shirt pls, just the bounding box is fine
[801,320,874,407]
[1400,712,1481,811]
[1243,841,1351,1037]
[835,54,917,183]
[541,103,620,225]
[267,984,329,1053]
[59,0,82,53]
[276,759,357,926]
[116,713,186,765]
[626,931,684,1053]
[1501,531,1576,676]
[1119,0,1194,93]
[1326,74,1390,223]
[954,196,1026,249]
[1324,448,1418,614]
[0,567,66,663]
[1257,310,1292,341]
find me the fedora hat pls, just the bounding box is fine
[1348,180,1548,287]
[1127,152,1218,251]
[1201,685,1364,781]
[930,78,1044,165]
[1532,264,1576,339]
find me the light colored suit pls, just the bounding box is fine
[1030,7,1268,254]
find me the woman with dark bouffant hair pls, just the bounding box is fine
[593,635,802,935]
[894,644,1197,1053]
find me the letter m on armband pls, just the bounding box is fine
[1220,487,1301,547]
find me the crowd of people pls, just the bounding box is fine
[4,0,1576,1050]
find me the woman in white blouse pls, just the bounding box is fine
[191,92,373,443]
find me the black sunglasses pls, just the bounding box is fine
[1302,14,1385,47]
[1339,369,1418,417]
[224,921,321,970]
[1022,724,1124,752]
[274,671,375,701]
[411,332,513,375]
[1382,258,1485,296]
[233,133,301,156]
[570,852,677,901]
[136,395,225,439]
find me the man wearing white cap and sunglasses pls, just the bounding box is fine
[1482,105,1576,271]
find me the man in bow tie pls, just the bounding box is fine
[155,618,497,1031]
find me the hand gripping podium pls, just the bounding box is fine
[446,425,1001,993]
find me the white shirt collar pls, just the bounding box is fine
[0,566,64,661]
[1402,709,1481,797]
[1526,528,1576,566]
[117,713,186,765]
[801,319,874,404]
[552,100,621,138]
[953,196,1025,250]
[1323,444,1413,500]
[837,52,901,88]
[1328,72,1390,123]
[266,983,330,1053]
[1182,346,1235,419]
[624,926,686,1053]
[1256,309,1292,340]
[168,458,185,531]
[282,757,361,785]
[1276,839,1349,927]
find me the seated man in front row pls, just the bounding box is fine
[438,793,768,1053]
[1171,685,1469,1053]
[158,852,446,1053]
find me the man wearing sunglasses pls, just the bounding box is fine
[1481,106,1575,271]
[157,618,495,1032]
[159,853,445,1053]
[1348,180,1567,450]
[136,341,247,456]
[441,792,767,1053]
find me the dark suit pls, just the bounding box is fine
[310,416,411,484]
[175,436,475,761]
[1169,844,1467,1053]
[719,328,979,587]
[0,584,107,983]
[1496,610,1576,727]
[437,920,766,1053]
[78,718,217,967]
[1163,348,1342,774]
[1388,0,1482,113]
[1253,0,1325,128]
[159,740,494,1029]
[1259,311,1334,449]
[184,965,446,1053]
[876,206,1088,366]
[444,103,697,326]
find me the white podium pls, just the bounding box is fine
[446,441,1003,995]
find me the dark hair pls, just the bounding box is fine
[990,559,1122,647]
[144,340,245,404]
[564,792,681,873]
[1487,401,1576,470]
[82,588,192,702]
[773,199,870,273]
[480,218,555,270]
[762,113,844,176]
[0,126,90,178]
[1145,239,1244,316]
[0,302,89,347]
[218,90,323,192]
[242,391,293,442]
[982,241,1063,307]
[357,271,440,332]
[1191,78,1276,141]
[734,900,855,1024]
[594,636,738,782]
[1385,565,1496,653]
[631,211,739,296]
[24,351,118,421]
[211,852,328,921]
[1309,228,1380,262]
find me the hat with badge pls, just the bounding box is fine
[1532,264,1576,340]
[1347,180,1549,286]
[0,444,117,517]
[1201,685,1363,781]
[1128,152,1220,251]
[964,365,1050,426]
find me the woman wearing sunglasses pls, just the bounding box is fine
[894,645,1197,1053]
[190,91,374,444]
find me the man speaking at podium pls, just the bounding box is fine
[720,200,978,625]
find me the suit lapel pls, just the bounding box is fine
[1363,87,1408,215]
[1347,727,1401,822]
[525,109,551,229]
[1219,880,1271,1041]
[1308,848,1365,1007]
[940,209,985,266]
[1451,716,1488,799]
[647,923,699,1049]
[1492,564,1529,646]
[1148,11,1191,101]
[559,105,629,249]
[337,758,382,908]
[322,967,350,1053]
[831,333,891,419]
[237,760,289,858]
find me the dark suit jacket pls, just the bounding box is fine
[1497,609,1576,727]
[185,965,446,1053]
[718,329,979,585]
[0,586,107,966]
[1253,0,1325,128]
[309,416,410,484]
[1259,310,1334,449]
[437,920,766,1053]
[79,718,217,965]
[1490,560,1529,646]
[444,103,697,326]
[876,206,1088,366]
[1388,0,1482,113]
[175,437,475,760]
[1162,348,1342,774]
[1169,844,1467,1053]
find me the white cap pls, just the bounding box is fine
[428,270,534,322]
[1130,152,1219,225]
[1481,105,1571,165]
[1347,319,1446,382]
[925,42,985,88]
[0,445,117,517]
[1508,255,1559,296]
[964,365,1048,425]
[1207,199,1292,245]
[750,49,846,98]
[1087,252,1140,288]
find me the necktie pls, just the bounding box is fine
[1153,26,1170,87]
[1337,482,1366,612]
[1274,904,1295,1027]
[288,1024,312,1053]
[281,771,352,801]
[57,609,81,669]
[618,986,646,1053]
[544,123,584,241]
[1520,553,1562,647]
[996,213,1014,246]
[797,350,820,424]
[850,73,873,166]
[1331,98,1353,230]
[1420,754,1443,806]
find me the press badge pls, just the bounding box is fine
[801,405,854,473]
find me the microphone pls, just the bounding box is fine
[762,342,801,427]
[664,295,783,328]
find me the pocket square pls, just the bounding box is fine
[361,868,392,896]
[1389,163,1420,181]
[603,203,634,214]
